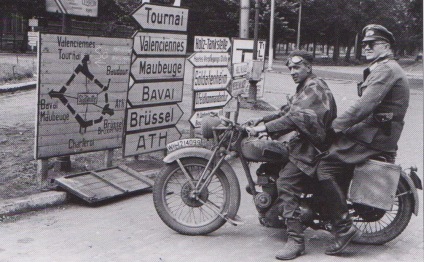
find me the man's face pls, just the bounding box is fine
[363,40,389,60]
[287,61,311,83]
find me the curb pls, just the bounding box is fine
[0,191,68,216]
[0,81,37,93]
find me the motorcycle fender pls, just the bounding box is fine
[163,147,238,183]
[401,172,420,216]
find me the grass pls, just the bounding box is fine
[0,63,34,85]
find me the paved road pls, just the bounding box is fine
[0,72,422,262]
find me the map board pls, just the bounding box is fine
[36,33,132,158]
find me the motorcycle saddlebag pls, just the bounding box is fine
[348,159,401,210]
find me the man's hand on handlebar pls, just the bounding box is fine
[245,125,267,136]
[246,117,263,127]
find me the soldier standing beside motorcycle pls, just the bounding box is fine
[245,50,337,260]
[316,24,410,256]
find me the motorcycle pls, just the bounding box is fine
[153,115,422,245]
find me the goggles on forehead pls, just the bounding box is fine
[286,55,308,66]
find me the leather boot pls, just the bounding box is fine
[319,179,362,255]
[325,224,361,255]
[275,219,305,260]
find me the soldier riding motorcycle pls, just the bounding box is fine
[152,114,422,245]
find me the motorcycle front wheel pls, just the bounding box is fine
[153,157,240,235]
[352,176,414,244]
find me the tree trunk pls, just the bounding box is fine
[326,43,330,56]
[333,28,340,62]
[312,39,317,58]
[344,34,352,62]
[286,42,289,54]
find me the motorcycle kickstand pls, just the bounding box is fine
[196,198,244,226]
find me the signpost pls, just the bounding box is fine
[188,52,230,67]
[36,33,132,159]
[189,35,233,132]
[192,67,231,91]
[46,0,98,17]
[131,3,188,32]
[124,3,189,157]
[194,36,231,52]
[193,90,232,110]
[189,109,223,128]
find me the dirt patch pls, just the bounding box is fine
[0,124,164,200]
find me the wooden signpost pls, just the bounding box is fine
[189,36,232,134]
[124,3,189,157]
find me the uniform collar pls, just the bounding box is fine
[369,53,393,71]
[296,73,316,93]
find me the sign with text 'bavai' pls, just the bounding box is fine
[36,34,132,159]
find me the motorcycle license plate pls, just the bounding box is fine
[166,138,203,152]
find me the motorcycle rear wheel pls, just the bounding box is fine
[153,157,240,235]
[352,177,413,244]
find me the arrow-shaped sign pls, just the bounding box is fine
[194,90,232,110]
[188,52,230,67]
[131,3,189,32]
[189,108,223,128]
[128,80,184,107]
[133,32,187,56]
[131,57,186,81]
[126,104,183,132]
[124,126,182,157]
[193,67,231,91]
[194,36,231,52]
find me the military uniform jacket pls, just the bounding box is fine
[332,56,410,152]
[263,74,337,176]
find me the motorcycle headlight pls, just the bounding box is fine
[201,115,222,139]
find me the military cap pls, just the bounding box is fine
[362,24,395,44]
[286,49,313,66]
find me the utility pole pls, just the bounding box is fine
[248,0,260,103]
[240,0,250,38]
[268,0,275,70]
[296,0,302,49]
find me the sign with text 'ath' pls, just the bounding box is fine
[125,126,182,156]
[36,33,132,159]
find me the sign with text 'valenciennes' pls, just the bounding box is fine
[36,34,132,159]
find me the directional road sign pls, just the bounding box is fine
[230,78,248,96]
[188,52,230,67]
[189,108,223,128]
[192,67,231,91]
[131,56,185,81]
[194,90,232,110]
[124,126,181,157]
[128,80,183,107]
[131,3,189,32]
[194,36,231,52]
[133,32,187,56]
[126,104,183,132]
[232,62,249,77]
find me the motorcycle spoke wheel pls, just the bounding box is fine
[164,166,226,227]
[352,177,414,244]
[153,157,240,235]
